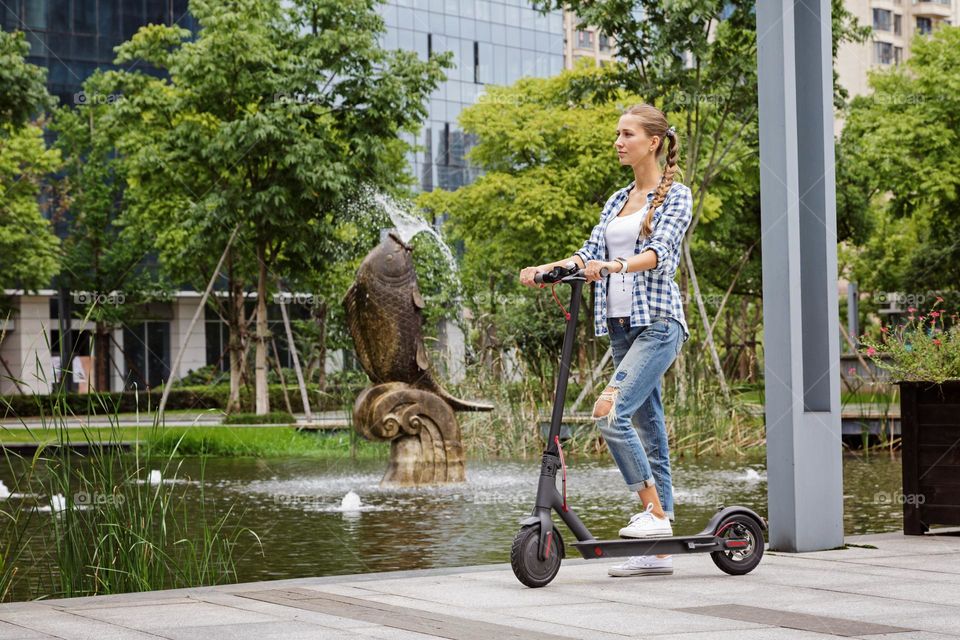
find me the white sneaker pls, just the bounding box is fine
[618,503,673,538]
[608,555,673,577]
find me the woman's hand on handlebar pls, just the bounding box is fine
[519,266,546,288]
[584,260,616,283]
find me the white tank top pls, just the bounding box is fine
[605,205,647,318]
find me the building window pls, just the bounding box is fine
[598,33,613,53]
[916,17,933,35]
[575,30,593,48]
[874,41,894,64]
[894,46,903,64]
[873,9,892,31]
[894,14,902,36]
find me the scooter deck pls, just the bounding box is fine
[573,534,747,559]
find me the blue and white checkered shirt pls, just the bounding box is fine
[574,181,693,340]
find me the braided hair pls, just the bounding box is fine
[622,104,680,237]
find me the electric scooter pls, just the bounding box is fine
[510,262,766,588]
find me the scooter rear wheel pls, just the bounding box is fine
[511,524,563,588]
[710,513,764,575]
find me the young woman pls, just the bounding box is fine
[519,103,692,577]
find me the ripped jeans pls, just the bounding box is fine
[598,316,683,521]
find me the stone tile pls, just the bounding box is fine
[0,609,166,639]
[197,593,381,630]
[158,620,356,640]
[69,601,278,630]
[0,620,58,639]
[494,602,767,636]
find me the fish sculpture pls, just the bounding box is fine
[342,231,493,412]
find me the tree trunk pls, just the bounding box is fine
[683,242,730,401]
[94,322,111,391]
[227,252,244,414]
[314,301,327,390]
[254,240,270,415]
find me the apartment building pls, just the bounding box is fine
[836,0,957,132]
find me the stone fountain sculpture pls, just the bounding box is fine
[343,232,493,486]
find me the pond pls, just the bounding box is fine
[1,451,904,600]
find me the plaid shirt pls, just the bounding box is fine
[574,181,693,339]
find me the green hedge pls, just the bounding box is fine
[0,383,364,418]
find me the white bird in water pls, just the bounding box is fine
[148,470,162,485]
[0,480,10,499]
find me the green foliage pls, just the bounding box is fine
[842,26,960,294]
[0,29,55,126]
[0,122,62,290]
[861,298,960,383]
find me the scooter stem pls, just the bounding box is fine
[546,278,584,455]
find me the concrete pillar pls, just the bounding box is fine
[0,295,57,395]
[758,0,844,551]
[171,296,207,381]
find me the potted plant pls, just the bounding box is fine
[861,297,960,534]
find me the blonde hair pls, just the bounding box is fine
[622,104,680,237]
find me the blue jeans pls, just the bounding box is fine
[597,316,683,521]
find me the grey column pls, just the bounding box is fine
[757,0,843,551]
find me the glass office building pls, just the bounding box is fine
[376,0,565,192]
[0,0,195,107]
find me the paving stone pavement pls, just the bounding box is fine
[1,530,959,639]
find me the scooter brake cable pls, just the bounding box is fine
[550,284,571,321]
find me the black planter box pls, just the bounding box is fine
[899,381,960,534]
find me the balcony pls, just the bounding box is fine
[912,0,952,18]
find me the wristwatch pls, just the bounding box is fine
[614,257,629,274]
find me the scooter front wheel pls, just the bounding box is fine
[710,513,764,575]
[511,524,563,588]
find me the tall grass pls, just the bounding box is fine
[451,356,764,459]
[1,382,261,602]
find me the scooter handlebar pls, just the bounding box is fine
[535,262,609,284]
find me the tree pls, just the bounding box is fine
[99,0,450,412]
[418,66,631,387]
[0,29,60,294]
[50,71,165,392]
[841,26,960,305]
[526,0,869,389]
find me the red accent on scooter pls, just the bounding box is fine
[551,284,571,321]
[545,531,553,558]
[554,435,568,512]
[725,540,749,548]
[594,546,603,556]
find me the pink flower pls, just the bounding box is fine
[936,296,944,303]
[848,367,857,375]
[866,346,877,356]
[931,311,940,318]
[933,339,942,347]
[880,326,889,333]
[908,307,917,313]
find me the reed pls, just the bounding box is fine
[1,382,261,601]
